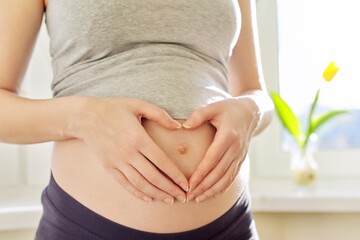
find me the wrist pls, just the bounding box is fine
[63,95,101,140]
[235,90,274,136]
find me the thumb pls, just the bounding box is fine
[182,104,218,129]
[136,101,182,130]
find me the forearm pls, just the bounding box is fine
[0,89,90,144]
[227,1,273,135]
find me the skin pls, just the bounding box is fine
[0,0,273,205]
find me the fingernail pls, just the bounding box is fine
[175,122,182,129]
[177,195,186,203]
[195,196,205,203]
[187,194,195,202]
[181,183,189,192]
[182,123,192,129]
[189,183,194,192]
[189,182,198,192]
[164,197,174,205]
[142,196,152,202]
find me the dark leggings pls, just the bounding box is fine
[35,174,259,240]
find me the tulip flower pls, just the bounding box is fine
[323,61,340,82]
[271,61,349,151]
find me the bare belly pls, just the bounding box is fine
[51,119,249,233]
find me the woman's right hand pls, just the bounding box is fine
[75,97,189,204]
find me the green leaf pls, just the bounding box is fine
[270,92,303,145]
[310,110,350,134]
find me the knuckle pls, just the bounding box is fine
[147,175,160,186]
[210,173,219,182]
[229,129,239,140]
[155,107,166,120]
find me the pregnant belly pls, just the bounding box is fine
[51,119,248,233]
[142,119,216,179]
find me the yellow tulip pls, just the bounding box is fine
[323,61,340,82]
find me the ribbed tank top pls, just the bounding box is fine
[44,0,241,119]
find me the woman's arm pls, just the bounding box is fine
[227,0,273,135]
[0,0,73,144]
[183,0,274,202]
[0,0,188,203]
[0,0,89,144]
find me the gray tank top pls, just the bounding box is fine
[44,0,241,119]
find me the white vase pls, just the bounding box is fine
[290,149,318,185]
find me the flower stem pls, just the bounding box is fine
[303,89,321,149]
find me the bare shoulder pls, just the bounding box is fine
[0,0,45,93]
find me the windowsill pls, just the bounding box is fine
[250,178,360,213]
[0,186,44,231]
[1,180,360,231]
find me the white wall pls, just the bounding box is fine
[0,230,36,240]
[254,213,360,240]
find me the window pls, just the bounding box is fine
[277,0,360,149]
[250,0,360,179]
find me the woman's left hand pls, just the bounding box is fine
[183,97,261,203]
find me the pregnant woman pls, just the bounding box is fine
[0,0,273,239]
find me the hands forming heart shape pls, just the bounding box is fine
[82,96,261,204]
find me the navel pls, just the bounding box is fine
[177,143,189,155]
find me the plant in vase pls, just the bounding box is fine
[270,61,349,185]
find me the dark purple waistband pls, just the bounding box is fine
[43,173,252,240]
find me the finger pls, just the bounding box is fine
[139,132,189,192]
[189,129,238,192]
[186,139,241,202]
[120,164,176,205]
[134,100,182,129]
[182,104,218,129]
[110,167,152,203]
[195,159,240,203]
[132,154,187,203]
[232,157,242,181]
